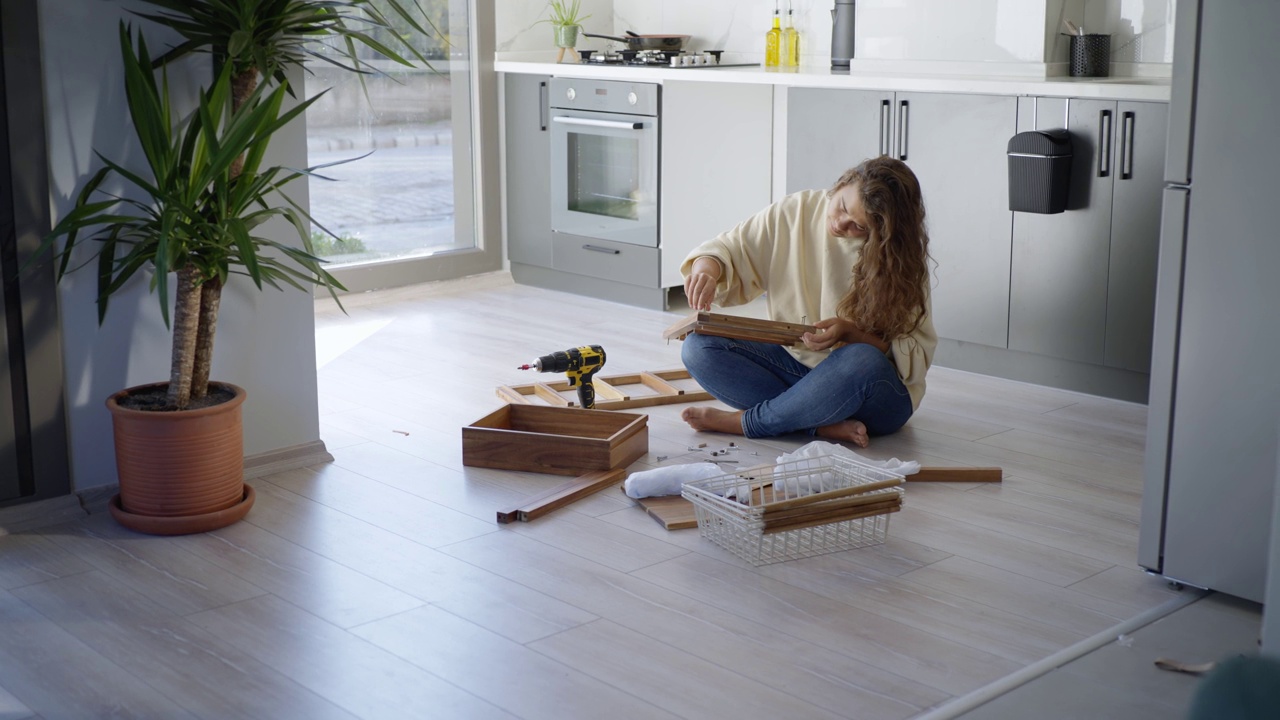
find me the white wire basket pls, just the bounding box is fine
[681,453,904,566]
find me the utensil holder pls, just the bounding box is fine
[1069,34,1111,77]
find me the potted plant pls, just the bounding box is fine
[33,1,439,535]
[542,0,591,60]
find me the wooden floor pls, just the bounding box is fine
[0,274,1194,719]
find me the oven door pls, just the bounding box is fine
[550,108,659,248]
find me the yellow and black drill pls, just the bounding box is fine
[518,345,606,409]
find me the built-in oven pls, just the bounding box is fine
[548,78,659,248]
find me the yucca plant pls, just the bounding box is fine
[38,25,343,410]
[134,0,443,112]
[36,1,442,411]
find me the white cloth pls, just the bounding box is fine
[624,462,725,499]
[772,441,919,498]
[776,440,920,476]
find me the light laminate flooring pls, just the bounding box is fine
[1,274,1200,719]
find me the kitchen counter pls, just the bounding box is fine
[495,55,1170,102]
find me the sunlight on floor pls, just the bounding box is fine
[314,317,394,369]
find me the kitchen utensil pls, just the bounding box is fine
[831,0,856,69]
[582,32,690,51]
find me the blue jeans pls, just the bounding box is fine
[681,334,914,438]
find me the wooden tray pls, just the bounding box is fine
[462,404,648,476]
[663,311,817,346]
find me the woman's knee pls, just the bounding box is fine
[681,333,728,370]
[827,342,895,375]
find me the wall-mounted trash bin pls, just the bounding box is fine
[1008,129,1073,214]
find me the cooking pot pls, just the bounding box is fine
[582,30,691,51]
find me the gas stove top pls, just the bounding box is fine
[579,49,758,69]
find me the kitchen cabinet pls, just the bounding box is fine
[502,73,552,268]
[1009,98,1167,370]
[660,81,772,289]
[1104,102,1168,372]
[786,89,1017,348]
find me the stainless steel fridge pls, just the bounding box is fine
[1138,0,1280,603]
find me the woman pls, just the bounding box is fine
[679,156,936,447]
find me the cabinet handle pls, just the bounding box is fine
[879,99,891,156]
[553,116,644,130]
[539,81,548,132]
[1120,110,1136,180]
[583,244,620,255]
[1098,109,1113,177]
[897,100,909,161]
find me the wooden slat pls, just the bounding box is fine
[496,469,626,524]
[593,379,629,401]
[911,467,1004,483]
[532,383,571,406]
[638,371,682,396]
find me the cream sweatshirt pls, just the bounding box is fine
[679,189,937,411]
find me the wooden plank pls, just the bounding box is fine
[910,467,1004,483]
[757,478,904,512]
[760,491,904,524]
[496,469,626,524]
[495,368,714,410]
[762,501,902,534]
[628,492,699,530]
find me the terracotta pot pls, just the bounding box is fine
[105,381,254,535]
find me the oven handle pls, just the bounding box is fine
[552,116,645,130]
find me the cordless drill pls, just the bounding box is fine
[518,345,606,409]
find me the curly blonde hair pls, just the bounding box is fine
[830,156,931,341]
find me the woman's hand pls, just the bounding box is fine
[684,256,722,312]
[801,317,890,353]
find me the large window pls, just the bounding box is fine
[305,0,485,288]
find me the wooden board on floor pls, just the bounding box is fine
[497,469,626,523]
[663,311,817,346]
[625,490,699,530]
[911,467,1003,483]
[497,368,713,410]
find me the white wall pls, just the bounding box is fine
[40,0,323,491]
[494,1,1174,75]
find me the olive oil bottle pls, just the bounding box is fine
[782,0,800,67]
[765,1,781,67]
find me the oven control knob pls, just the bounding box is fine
[566,88,576,101]
[628,92,638,106]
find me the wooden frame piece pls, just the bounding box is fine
[910,467,1003,483]
[496,469,625,523]
[663,311,817,346]
[622,489,699,530]
[497,368,714,410]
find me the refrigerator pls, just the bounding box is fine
[1138,0,1280,603]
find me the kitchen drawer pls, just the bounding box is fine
[551,233,659,288]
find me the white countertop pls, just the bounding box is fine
[495,56,1170,103]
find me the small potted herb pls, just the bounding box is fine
[542,0,591,51]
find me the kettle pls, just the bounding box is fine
[831,0,856,69]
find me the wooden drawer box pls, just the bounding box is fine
[462,404,648,476]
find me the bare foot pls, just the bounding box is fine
[817,419,870,448]
[681,407,746,435]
